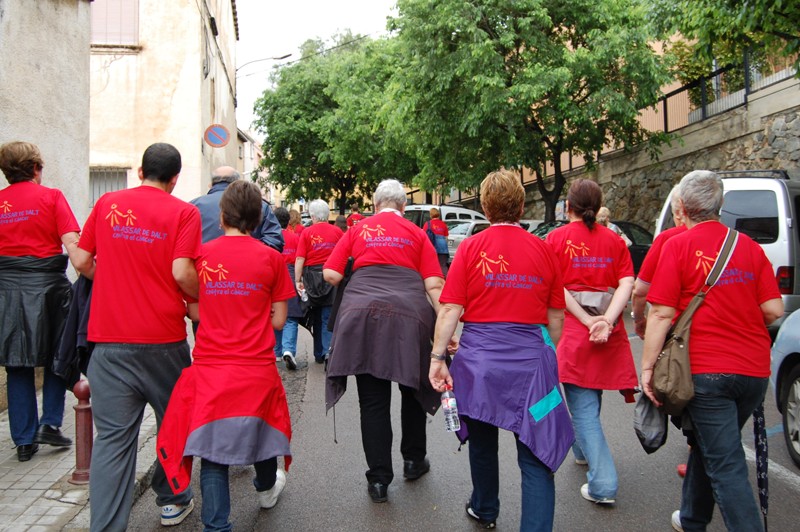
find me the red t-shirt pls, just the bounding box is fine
[194,236,296,360]
[0,181,80,257]
[296,222,343,266]
[79,186,202,343]
[325,210,442,278]
[637,225,688,284]
[292,224,304,235]
[422,218,449,236]
[281,228,299,265]
[346,212,365,227]
[647,221,780,377]
[546,222,634,291]
[440,225,565,323]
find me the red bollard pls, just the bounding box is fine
[69,379,93,485]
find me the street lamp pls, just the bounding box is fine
[236,53,292,75]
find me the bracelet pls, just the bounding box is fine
[430,352,447,361]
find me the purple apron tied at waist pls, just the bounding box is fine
[451,322,574,472]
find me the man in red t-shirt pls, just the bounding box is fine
[73,143,201,530]
[346,203,364,227]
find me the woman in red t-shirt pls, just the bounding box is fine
[427,170,573,530]
[288,209,304,235]
[545,178,636,506]
[0,141,84,462]
[295,200,343,363]
[422,207,450,276]
[642,171,782,531]
[158,181,296,530]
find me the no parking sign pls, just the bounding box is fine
[204,124,231,148]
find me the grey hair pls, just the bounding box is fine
[669,184,682,214]
[373,179,407,210]
[211,169,241,185]
[679,170,723,222]
[308,199,330,222]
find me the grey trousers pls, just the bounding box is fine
[87,341,193,532]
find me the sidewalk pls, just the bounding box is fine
[0,388,157,531]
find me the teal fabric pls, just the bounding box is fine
[529,386,563,422]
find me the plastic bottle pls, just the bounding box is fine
[441,385,461,432]
[299,289,308,302]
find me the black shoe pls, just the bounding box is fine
[17,443,39,462]
[367,482,388,503]
[466,501,496,529]
[403,458,430,480]
[34,424,73,447]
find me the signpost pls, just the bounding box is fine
[204,124,231,148]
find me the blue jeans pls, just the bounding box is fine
[5,366,67,446]
[679,374,767,532]
[312,306,332,361]
[563,384,617,499]
[274,318,299,359]
[200,458,277,532]
[466,418,555,531]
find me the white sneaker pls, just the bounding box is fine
[575,458,588,465]
[671,510,683,531]
[282,351,297,370]
[580,483,615,504]
[160,499,194,526]
[259,469,286,509]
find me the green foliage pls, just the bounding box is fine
[386,0,670,220]
[253,34,417,211]
[647,0,799,73]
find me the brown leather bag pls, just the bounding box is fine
[653,229,738,416]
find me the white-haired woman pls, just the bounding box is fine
[323,179,444,503]
[642,170,782,531]
[295,199,343,364]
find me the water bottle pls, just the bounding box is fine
[299,288,308,302]
[441,385,461,432]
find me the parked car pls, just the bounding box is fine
[403,204,487,228]
[446,220,490,263]
[655,170,800,334]
[520,219,544,232]
[770,309,800,468]
[531,219,652,274]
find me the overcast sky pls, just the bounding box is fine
[235,0,398,137]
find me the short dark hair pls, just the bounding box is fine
[0,141,43,184]
[567,179,603,230]
[219,180,263,234]
[274,206,290,229]
[141,143,181,183]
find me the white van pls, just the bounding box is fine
[403,204,487,228]
[655,170,799,333]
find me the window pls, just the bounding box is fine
[721,190,779,243]
[91,0,139,46]
[90,168,128,206]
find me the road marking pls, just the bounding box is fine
[767,424,783,437]
[744,446,800,491]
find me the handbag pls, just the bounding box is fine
[568,287,615,316]
[653,228,738,416]
[302,264,335,307]
[633,392,668,454]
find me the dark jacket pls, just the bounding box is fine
[191,182,284,252]
[53,276,93,389]
[0,255,72,367]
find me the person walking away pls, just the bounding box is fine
[346,203,364,227]
[72,143,201,530]
[641,170,782,532]
[272,207,303,370]
[288,209,305,235]
[0,141,83,462]
[295,199,342,364]
[190,166,283,251]
[545,178,637,506]
[157,180,296,531]
[422,207,450,277]
[323,179,444,503]
[428,170,573,531]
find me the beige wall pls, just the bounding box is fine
[0,0,92,221]
[90,0,238,202]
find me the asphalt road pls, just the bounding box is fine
[127,313,800,531]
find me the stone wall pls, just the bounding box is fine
[521,75,800,233]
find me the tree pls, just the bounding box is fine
[253,34,417,213]
[386,0,670,220]
[647,0,800,73]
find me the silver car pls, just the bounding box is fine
[771,308,800,468]
[446,220,490,264]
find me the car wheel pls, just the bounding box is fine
[782,365,800,468]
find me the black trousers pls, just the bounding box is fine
[355,373,427,485]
